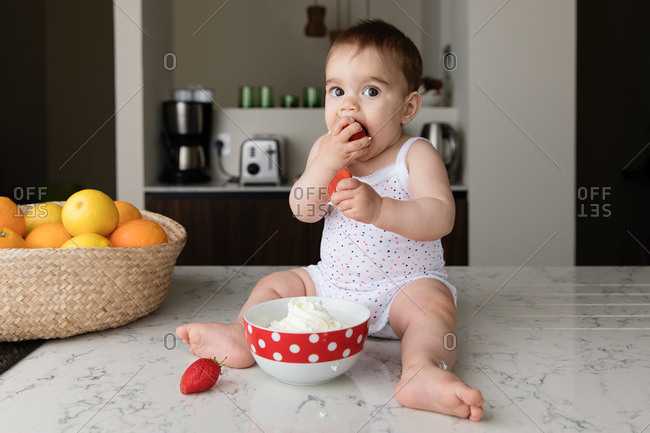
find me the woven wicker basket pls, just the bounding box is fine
[0,205,187,342]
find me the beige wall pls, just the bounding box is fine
[115,0,175,207]
[143,0,174,187]
[171,0,435,108]
[453,0,576,265]
[114,0,146,207]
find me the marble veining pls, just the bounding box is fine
[1,266,649,432]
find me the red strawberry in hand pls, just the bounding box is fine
[180,357,225,394]
[348,124,368,142]
[328,168,353,197]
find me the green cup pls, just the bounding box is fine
[281,94,299,108]
[238,86,255,108]
[259,86,274,108]
[303,86,322,108]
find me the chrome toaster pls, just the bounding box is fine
[239,135,285,185]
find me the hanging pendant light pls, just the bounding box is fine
[305,1,326,37]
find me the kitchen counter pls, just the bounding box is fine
[145,179,295,194]
[144,180,469,194]
[1,266,648,432]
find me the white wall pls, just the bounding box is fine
[114,0,145,207]
[453,0,576,265]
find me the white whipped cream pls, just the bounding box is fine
[269,298,342,332]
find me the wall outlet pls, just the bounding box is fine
[215,133,231,155]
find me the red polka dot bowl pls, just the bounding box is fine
[243,297,370,385]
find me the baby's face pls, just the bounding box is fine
[325,45,413,157]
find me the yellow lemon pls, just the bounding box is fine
[24,202,63,236]
[62,189,119,237]
[61,233,112,248]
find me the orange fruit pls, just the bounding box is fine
[114,200,142,226]
[61,233,112,248]
[61,189,119,237]
[0,197,26,237]
[24,202,63,236]
[25,222,70,248]
[0,227,26,248]
[108,219,168,247]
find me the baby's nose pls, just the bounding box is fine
[338,97,359,115]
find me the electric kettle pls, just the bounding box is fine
[421,122,461,184]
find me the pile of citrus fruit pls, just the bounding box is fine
[0,189,167,249]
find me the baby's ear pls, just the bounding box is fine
[401,91,422,125]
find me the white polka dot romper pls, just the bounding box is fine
[305,136,458,339]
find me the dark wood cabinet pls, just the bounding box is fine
[442,194,468,266]
[146,193,323,266]
[146,190,467,266]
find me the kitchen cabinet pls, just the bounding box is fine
[145,190,467,266]
[443,193,468,266]
[146,192,323,266]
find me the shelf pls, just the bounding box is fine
[215,106,457,120]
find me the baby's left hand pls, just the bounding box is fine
[330,178,382,224]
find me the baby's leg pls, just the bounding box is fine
[176,268,316,368]
[389,279,484,421]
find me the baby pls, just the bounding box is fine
[177,20,484,421]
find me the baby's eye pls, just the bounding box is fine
[363,87,380,97]
[329,87,344,97]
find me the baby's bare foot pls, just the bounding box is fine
[395,364,484,421]
[175,322,254,368]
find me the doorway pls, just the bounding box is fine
[577,0,650,265]
[0,1,115,203]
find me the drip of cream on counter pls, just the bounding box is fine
[269,298,342,332]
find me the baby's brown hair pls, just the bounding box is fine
[327,20,423,93]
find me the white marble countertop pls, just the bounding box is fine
[1,266,649,432]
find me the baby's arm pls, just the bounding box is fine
[289,138,332,223]
[333,139,455,241]
[290,117,371,223]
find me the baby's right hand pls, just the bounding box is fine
[316,117,370,171]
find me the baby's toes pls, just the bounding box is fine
[175,324,190,342]
[458,386,484,408]
[469,405,484,422]
[457,387,485,422]
[174,324,185,336]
